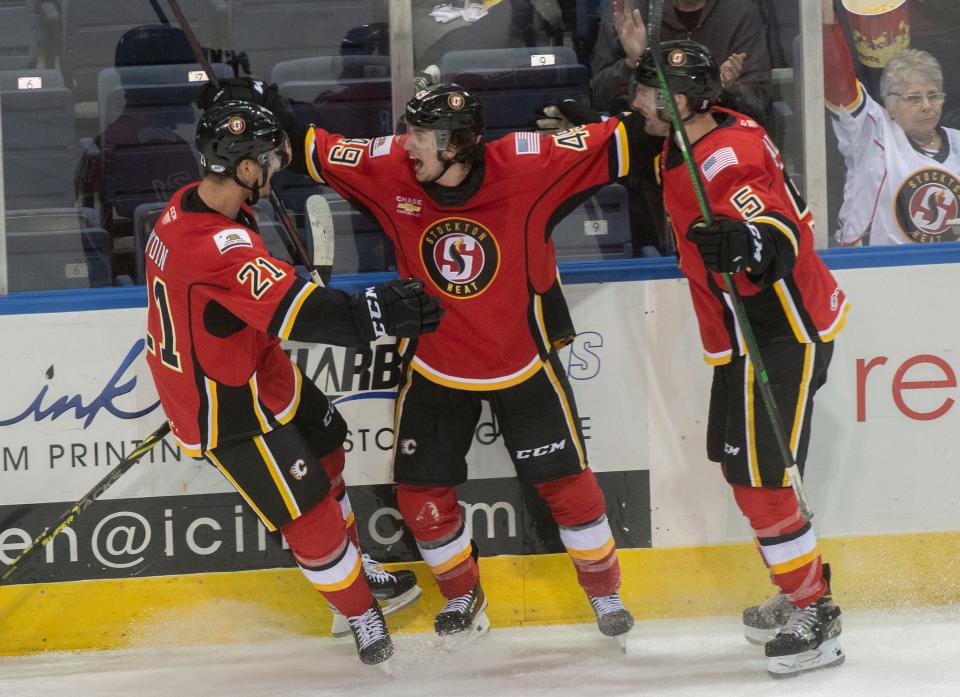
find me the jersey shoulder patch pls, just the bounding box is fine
[212,228,253,254]
[369,135,394,158]
[513,131,542,155]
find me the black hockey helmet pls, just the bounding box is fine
[404,83,485,166]
[633,39,722,113]
[196,99,290,176]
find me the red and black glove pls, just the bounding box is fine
[686,217,774,274]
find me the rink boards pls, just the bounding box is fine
[2,248,960,654]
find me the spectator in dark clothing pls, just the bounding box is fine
[584,0,771,257]
[590,0,771,119]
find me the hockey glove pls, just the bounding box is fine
[351,278,444,341]
[686,217,774,275]
[537,98,603,131]
[196,77,297,135]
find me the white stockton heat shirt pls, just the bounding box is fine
[824,22,960,245]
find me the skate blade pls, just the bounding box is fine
[620,630,641,656]
[439,610,491,650]
[744,625,778,646]
[379,584,423,617]
[767,637,845,678]
[330,611,350,638]
[376,657,396,678]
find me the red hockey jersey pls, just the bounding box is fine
[145,185,349,455]
[303,120,630,389]
[661,109,849,364]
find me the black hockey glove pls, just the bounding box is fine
[686,217,774,275]
[351,279,444,341]
[196,77,297,135]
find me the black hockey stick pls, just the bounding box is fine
[165,0,328,288]
[0,422,171,584]
[644,0,813,519]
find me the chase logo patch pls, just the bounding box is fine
[213,228,253,253]
[420,217,499,298]
[895,168,960,242]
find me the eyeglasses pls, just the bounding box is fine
[890,91,947,107]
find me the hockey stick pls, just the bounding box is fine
[1,422,171,584]
[305,194,335,285]
[644,0,813,519]
[165,0,327,288]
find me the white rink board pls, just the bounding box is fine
[1,263,959,548]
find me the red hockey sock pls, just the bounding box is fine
[732,485,827,608]
[397,484,478,599]
[320,447,360,548]
[535,468,621,597]
[282,494,373,617]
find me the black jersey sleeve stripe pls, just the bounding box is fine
[284,284,370,347]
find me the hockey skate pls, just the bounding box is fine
[330,554,422,637]
[764,593,844,678]
[742,591,792,645]
[347,601,394,666]
[588,592,635,638]
[435,580,490,646]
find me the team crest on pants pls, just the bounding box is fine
[420,217,500,298]
[289,459,308,480]
[896,169,960,242]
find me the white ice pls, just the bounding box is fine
[1,606,957,697]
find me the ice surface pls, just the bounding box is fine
[1,606,957,697]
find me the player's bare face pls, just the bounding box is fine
[632,85,671,136]
[888,73,944,143]
[403,125,449,182]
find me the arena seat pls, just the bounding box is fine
[439,46,590,139]
[0,0,39,70]
[551,184,632,260]
[60,0,226,102]
[5,207,111,290]
[0,68,77,209]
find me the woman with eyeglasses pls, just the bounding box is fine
[823,0,960,245]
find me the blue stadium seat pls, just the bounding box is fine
[0,1,39,70]
[0,68,78,209]
[6,207,111,290]
[61,0,226,102]
[228,0,379,81]
[439,46,590,138]
[551,184,632,260]
[96,62,232,221]
[271,55,393,137]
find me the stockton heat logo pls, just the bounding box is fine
[895,168,960,242]
[420,217,500,297]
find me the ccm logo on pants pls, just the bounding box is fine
[516,440,566,459]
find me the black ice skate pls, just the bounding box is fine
[743,591,792,645]
[764,590,844,678]
[435,580,490,645]
[347,601,394,666]
[588,592,635,637]
[331,554,422,637]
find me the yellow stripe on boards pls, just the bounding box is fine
[4,532,960,655]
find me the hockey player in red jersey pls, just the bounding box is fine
[198,79,636,644]
[144,100,443,665]
[631,40,848,676]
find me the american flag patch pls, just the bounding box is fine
[514,131,541,155]
[701,147,739,181]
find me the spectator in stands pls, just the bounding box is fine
[584,0,770,257]
[590,0,770,118]
[823,0,960,245]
